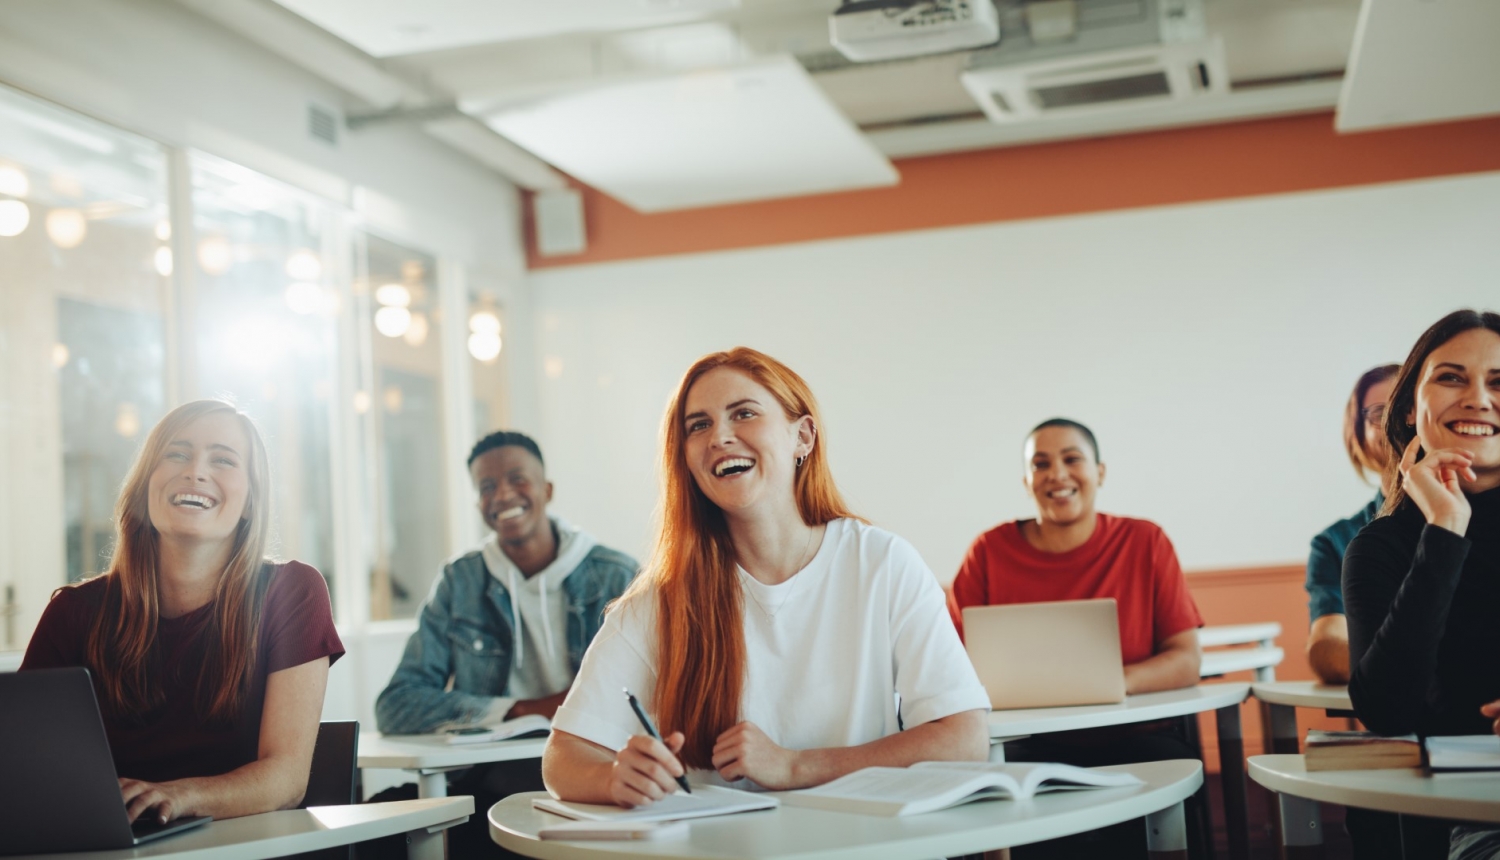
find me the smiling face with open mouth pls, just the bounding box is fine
[681,367,811,518]
[1412,327,1500,486]
[471,444,553,544]
[146,411,251,546]
[1023,425,1105,528]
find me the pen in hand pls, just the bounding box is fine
[623,688,691,795]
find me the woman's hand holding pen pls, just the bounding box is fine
[609,732,687,808]
[712,722,799,790]
[1400,436,1473,535]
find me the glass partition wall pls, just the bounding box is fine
[0,86,170,650]
[0,83,505,648]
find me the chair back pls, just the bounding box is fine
[292,720,360,860]
[301,720,360,808]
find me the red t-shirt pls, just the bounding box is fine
[947,513,1202,665]
[21,561,344,783]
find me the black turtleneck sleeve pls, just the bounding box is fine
[1344,518,1471,736]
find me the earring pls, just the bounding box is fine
[795,455,806,469]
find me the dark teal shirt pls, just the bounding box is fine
[1306,492,1382,622]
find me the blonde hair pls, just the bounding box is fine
[619,347,858,769]
[81,399,273,722]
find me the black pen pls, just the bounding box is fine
[623,688,691,795]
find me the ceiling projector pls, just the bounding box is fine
[830,0,1001,62]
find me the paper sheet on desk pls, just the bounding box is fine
[533,785,777,823]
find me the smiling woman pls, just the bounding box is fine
[1343,309,1500,856]
[20,399,344,826]
[541,346,990,807]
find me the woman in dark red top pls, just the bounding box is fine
[22,399,343,825]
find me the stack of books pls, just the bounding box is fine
[1303,730,1420,771]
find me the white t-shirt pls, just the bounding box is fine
[551,518,990,782]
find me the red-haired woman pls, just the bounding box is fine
[542,348,990,806]
[22,400,342,824]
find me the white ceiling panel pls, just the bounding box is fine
[270,0,738,57]
[477,56,899,212]
[1337,0,1500,132]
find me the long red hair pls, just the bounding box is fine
[80,399,274,723]
[619,347,857,769]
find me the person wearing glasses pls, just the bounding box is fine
[1304,364,1399,686]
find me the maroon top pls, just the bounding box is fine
[21,561,344,783]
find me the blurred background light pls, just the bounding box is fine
[468,331,502,362]
[0,164,29,197]
[286,248,322,281]
[374,305,411,338]
[374,283,411,308]
[153,246,174,277]
[45,207,87,248]
[468,309,501,335]
[0,199,30,237]
[197,235,233,275]
[403,311,429,346]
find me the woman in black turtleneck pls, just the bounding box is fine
[1344,309,1500,860]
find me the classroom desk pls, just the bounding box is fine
[359,732,548,799]
[987,682,1252,860]
[488,760,1203,860]
[1249,754,1500,857]
[1250,682,1353,755]
[9,797,472,860]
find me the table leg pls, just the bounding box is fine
[406,826,447,860]
[1276,793,1324,860]
[1267,703,1300,756]
[416,771,449,799]
[1147,800,1189,860]
[1216,704,1251,860]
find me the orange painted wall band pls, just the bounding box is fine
[526,111,1500,269]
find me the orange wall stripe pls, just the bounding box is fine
[527,111,1500,269]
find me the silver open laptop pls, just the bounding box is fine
[963,598,1127,710]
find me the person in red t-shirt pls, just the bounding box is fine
[22,399,343,826]
[949,417,1202,693]
[948,418,1206,859]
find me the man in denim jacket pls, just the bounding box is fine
[373,430,636,845]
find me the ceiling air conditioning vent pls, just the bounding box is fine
[960,38,1226,122]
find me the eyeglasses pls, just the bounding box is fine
[1361,404,1387,425]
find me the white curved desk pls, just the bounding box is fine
[1250,754,1500,856]
[10,798,472,860]
[359,732,548,798]
[986,683,1250,739]
[1251,682,1354,756]
[489,760,1203,860]
[987,683,1252,860]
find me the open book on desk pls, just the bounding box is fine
[783,761,1144,817]
[534,785,778,823]
[444,714,550,744]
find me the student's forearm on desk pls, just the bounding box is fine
[543,730,624,804]
[1125,630,1201,695]
[789,709,989,789]
[1306,615,1350,685]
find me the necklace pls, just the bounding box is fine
[742,526,819,620]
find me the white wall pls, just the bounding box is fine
[527,171,1500,581]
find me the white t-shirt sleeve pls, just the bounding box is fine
[550,597,656,752]
[884,536,992,727]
